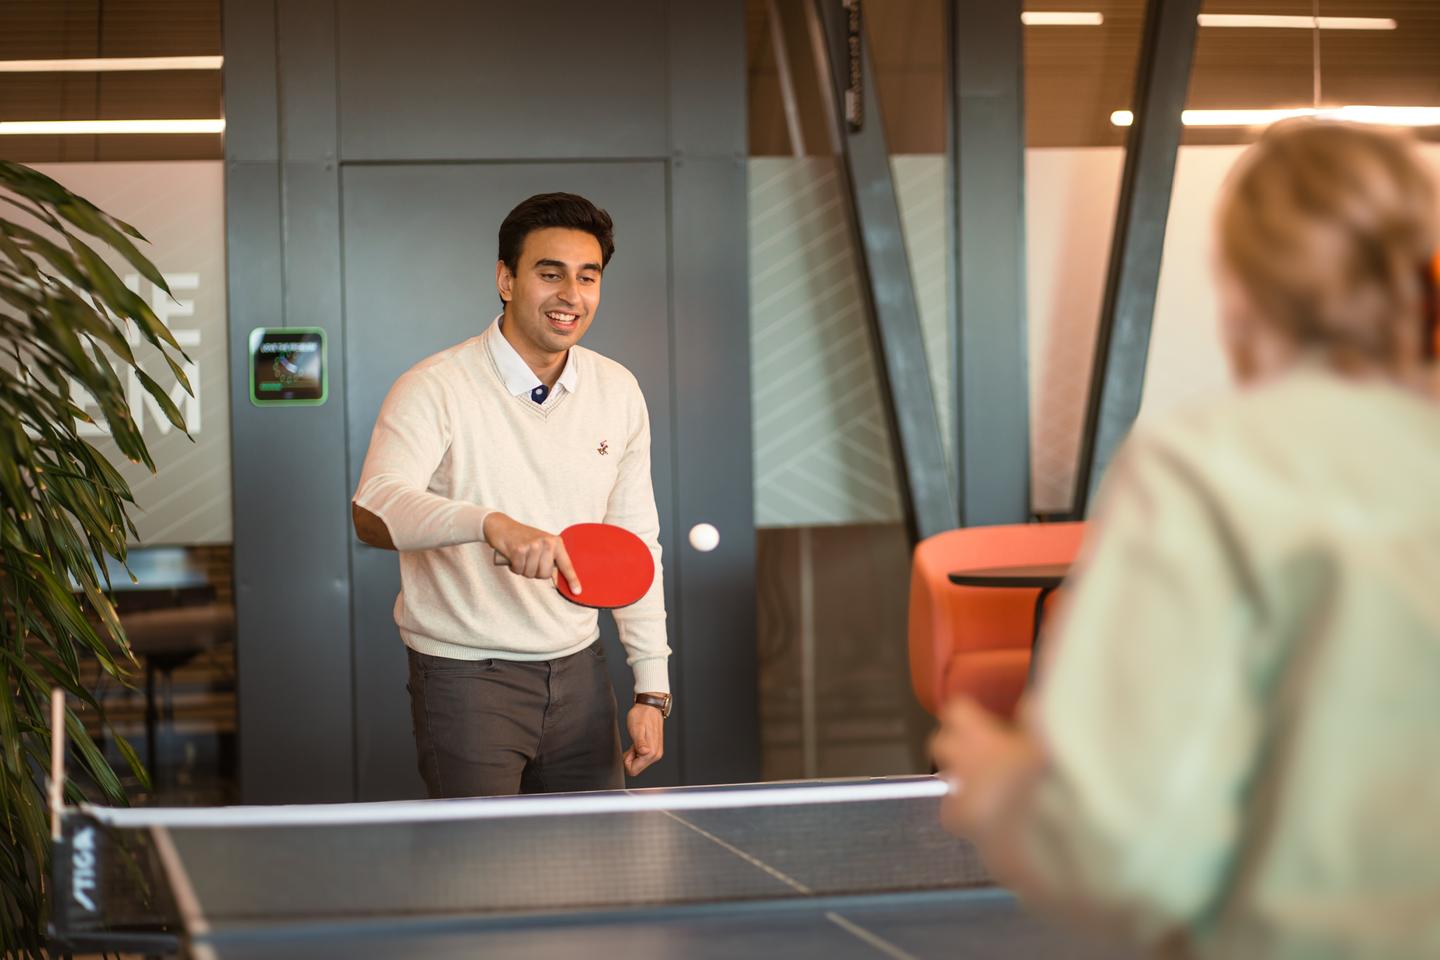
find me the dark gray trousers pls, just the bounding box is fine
[406,640,624,798]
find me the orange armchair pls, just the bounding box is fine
[908,522,1086,719]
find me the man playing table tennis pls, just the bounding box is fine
[351,193,671,798]
[934,121,1440,957]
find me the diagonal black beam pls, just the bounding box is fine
[1073,0,1201,515]
[947,0,1030,528]
[807,0,958,543]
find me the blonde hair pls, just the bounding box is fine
[1216,120,1439,371]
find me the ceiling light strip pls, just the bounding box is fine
[0,55,222,73]
[1195,15,1396,30]
[0,119,226,135]
[1016,13,1395,31]
[1110,106,1440,128]
[1021,12,1104,26]
[0,55,220,72]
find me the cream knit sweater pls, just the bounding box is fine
[353,321,669,693]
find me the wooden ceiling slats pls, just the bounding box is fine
[0,0,1435,162]
[749,0,1440,152]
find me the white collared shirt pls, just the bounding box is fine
[485,314,578,405]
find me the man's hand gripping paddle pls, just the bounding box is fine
[495,522,654,609]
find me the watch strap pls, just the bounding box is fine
[634,692,672,718]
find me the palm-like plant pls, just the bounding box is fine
[0,159,190,957]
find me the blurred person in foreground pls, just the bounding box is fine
[932,120,1440,959]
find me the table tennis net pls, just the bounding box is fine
[54,778,991,941]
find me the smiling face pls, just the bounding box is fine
[495,227,603,364]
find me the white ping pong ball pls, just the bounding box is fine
[688,523,720,552]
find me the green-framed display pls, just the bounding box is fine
[249,327,328,406]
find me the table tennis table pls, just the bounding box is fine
[52,777,1130,959]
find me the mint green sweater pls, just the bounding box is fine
[997,365,1440,959]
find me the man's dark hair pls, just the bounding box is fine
[497,192,616,277]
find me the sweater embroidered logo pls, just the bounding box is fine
[597,441,609,456]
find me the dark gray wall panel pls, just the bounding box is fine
[949,0,1031,527]
[668,0,746,158]
[336,0,669,162]
[669,158,758,784]
[220,1,277,164]
[278,162,343,330]
[277,0,339,162]
[342,162,680,798]
[227,157,355,802]
[218,171,282,399]
[667,0,758,783]
[226,0,355,804]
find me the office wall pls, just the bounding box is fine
[18,161,229,545]
[750,144,1440,523]
[225,1,754,802]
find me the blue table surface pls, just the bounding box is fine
[113,778,1135,960]
[197,889,1134,960]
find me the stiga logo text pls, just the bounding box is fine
[71,826,98,912]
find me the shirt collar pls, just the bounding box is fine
[485,314,579,397]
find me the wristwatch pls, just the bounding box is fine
[634,692,672,719]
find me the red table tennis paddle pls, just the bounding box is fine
[494,522,654,609]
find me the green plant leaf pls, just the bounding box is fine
[133,367,188,433]
[67,236,182,353]
[0,660,22,780]
[55,198,170,295]
[113,733,151,792]
[0,156,178,954]
[65,710,124,801]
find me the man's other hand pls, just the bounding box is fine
[930,697,1044,838]
[624,700,665,777]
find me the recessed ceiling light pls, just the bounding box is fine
[1326,105,1440,126]
[1010,13,1396,30]
[0,56,222,73]
[1196,15,1396,30]
[1021,12,1104,26]
[1110,106,1440,128]
[0,119,226,135]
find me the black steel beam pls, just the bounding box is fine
[808,0,958,542]
[947,0,1030,527]
[1073,0,1201,514]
